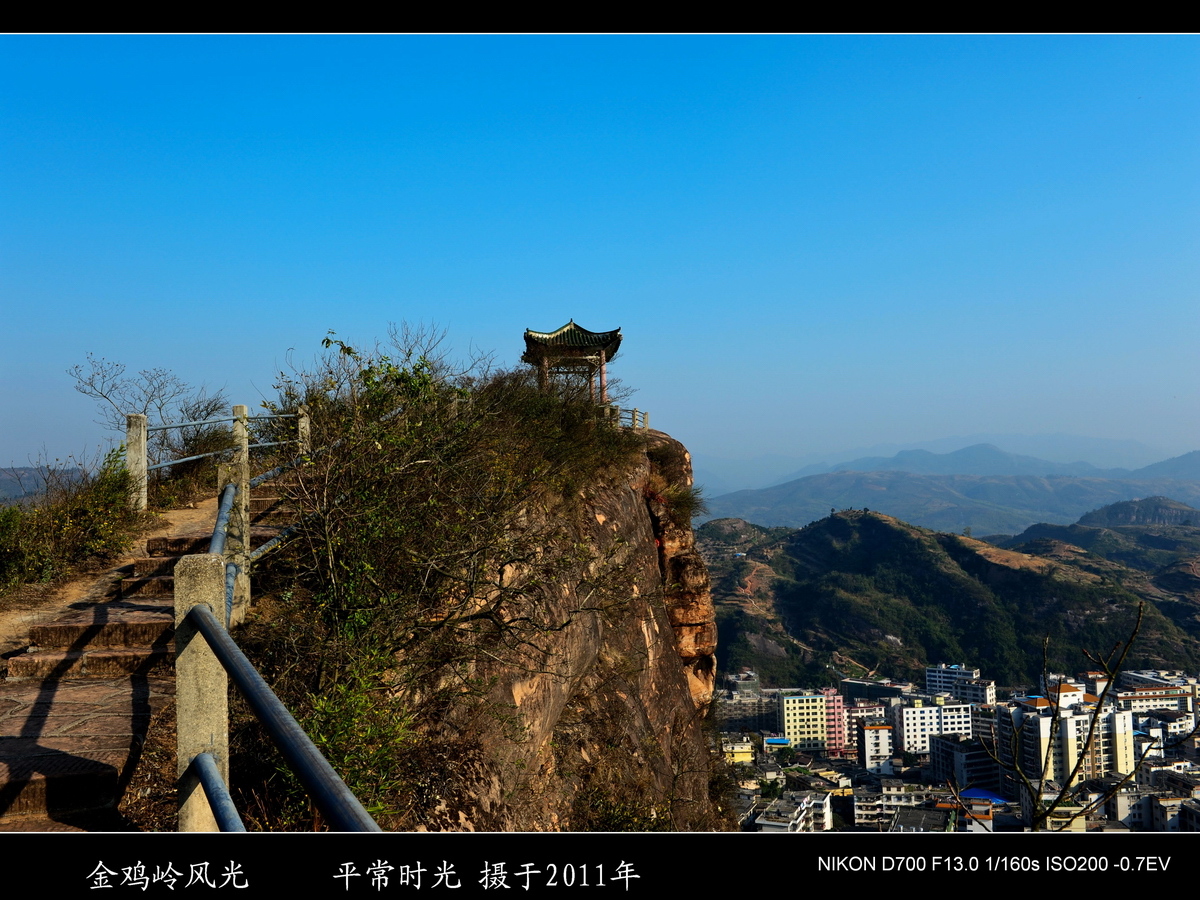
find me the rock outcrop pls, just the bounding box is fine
[423,430,723,832]
[1078,496,1200,527]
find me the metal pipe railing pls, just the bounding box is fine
[147,448,232,471]
[184,603,381,832]
[224,562,238,627]
[189,752,246,832]
[150,412,294,432]
[128,407,311,511]
[209,483,238,555]
[249,520,303,562]
[148,416,238,433]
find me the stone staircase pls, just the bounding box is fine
[249,476,302,527]
[0,486,292,831]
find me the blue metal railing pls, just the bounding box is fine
[144,412,301,473]
[148,416,239,433]
[209,481,241,626]
[184,602,380,832]
[176,447,379,832]
[188,752,246,832]
[209,483,238,555]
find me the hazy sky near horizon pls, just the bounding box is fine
[3,35,1198,468]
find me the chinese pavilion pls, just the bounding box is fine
[521,320,622,402]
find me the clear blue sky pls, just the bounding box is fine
[3,35,1197,470]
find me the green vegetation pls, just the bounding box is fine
[0,448,138,591]
[233,331,648,829]
[706,510,1200,688]
[716,607,829,686]
[1004,521,1200,573]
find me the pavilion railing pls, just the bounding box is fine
[605,405,650,430]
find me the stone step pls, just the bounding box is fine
[250,496,298,515]
[7,648,173,680]
[0,744,125,820]
[0,676,174,827]
[29,600,174,651]
[146,526,281,557]
[146,534,211,557]
[0,814,92,831]
[131,556,179,577]
[120,575,174,598]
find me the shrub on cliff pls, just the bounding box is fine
[236,329,646,828]
[0,448,138,591]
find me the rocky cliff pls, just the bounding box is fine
[412,429,723,832]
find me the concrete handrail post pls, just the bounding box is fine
[174,553,229,833]
[126,414,148,511]
[225,405,251,625]
[641,411,650,430]
[297,404,311,456]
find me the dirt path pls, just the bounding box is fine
[0,498,218,664]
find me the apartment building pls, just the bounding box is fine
[840,677,913,703]
[722,735,754,765]
[1115,684,1194,714]
[755,790,832,833]
[994,686,1135,795]
[928,733,1000,793]
[853,779,941,829]
[857,720,894,773]
[887,696,973,754]
[779,692,828,753]
[817,687,846,757]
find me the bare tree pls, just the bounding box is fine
[980,603,1197,831]
[68,353,229,468]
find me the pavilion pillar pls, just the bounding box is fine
[599,350,608,403]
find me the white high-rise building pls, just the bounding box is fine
[888,697,973,754]
[857,720,894,773]
[995,686,1135,795]
[926,663,995,705]
[926,663,979,694]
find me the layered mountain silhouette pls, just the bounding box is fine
[704,445,1200,534]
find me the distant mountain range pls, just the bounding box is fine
[702,445,1200,535]
[692,434,1171,495]
[831,444,1106,477]
[0,467,59,503]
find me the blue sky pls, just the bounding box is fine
[3,35,1197,479]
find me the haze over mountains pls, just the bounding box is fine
[0,467,78,503]
[702,442,1200,536]
[692,433,1171,496]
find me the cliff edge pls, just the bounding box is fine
[423,429,722,831]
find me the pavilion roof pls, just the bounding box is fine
[522,320,622,361]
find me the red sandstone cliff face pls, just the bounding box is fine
[421,431,724,832]
[642,432,718,708]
